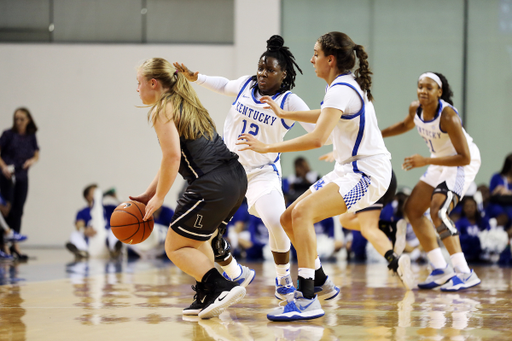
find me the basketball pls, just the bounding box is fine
[110,201,154,244]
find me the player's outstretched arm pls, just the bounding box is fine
[381,101,418,138]
[261,96,321,123]
[237,107,340,153]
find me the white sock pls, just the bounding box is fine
[450,252,471,273]
[298,268,315,280]
[314,256,321,270]
[427,248,448,269]
[221,259,242,279]
[275,263,290,280]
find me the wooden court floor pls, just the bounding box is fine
[0,249,511,341]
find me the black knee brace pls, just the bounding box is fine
[211,234,232,263]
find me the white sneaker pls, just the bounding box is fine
[440,269,481,292]
[394,219,407,255]
[222,264,255,288]
[396,254,415,290]
[314,276,340,300]
[418,264,455,289]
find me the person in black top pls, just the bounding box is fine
[129,58,248,319]
[0,107,39,261]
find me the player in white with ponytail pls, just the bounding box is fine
[239,31,393,321]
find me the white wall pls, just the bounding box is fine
[0,0,280,247]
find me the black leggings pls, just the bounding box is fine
[0,174,29,234]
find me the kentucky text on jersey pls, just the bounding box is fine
[235,102,278,126]
[417,126,442,139]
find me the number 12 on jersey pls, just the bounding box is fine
[240,119,259,137]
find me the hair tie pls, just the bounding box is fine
[418,72,442,88]
[174,70,178,76]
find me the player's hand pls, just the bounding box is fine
[319,151,335,162]
[144,196,162,221]
[129,193,152,205]
[1,165,12,179]
[402,154,427,171]
[237,133,269,153]
[261,96,286,118]
[173,62,199,82]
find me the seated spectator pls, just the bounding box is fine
[66,184,120,260]
[489,153,512,226]
[455,197,489,262]
[285,157,320,204]
[477,184,509,229]
[456,194,508,263]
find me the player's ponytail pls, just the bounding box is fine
[318,32,374,101]
[139,58,215,140]
[354,45,373,102]
[434,72,454,106]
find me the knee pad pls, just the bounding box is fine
[436,190,459,240]
[211,234,231,262]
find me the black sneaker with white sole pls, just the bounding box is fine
[183,282,207,316]
[197,268,246,319]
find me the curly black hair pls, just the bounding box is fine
[251,35,303,95]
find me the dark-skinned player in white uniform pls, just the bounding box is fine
[381,72,481,291]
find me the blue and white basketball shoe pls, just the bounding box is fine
[418,265,456,289]
[267,291,324,322]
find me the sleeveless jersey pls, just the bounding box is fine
[321,73,391,167]
[179,131,238,183]
[224,77,297,172]
[413,99,475,158]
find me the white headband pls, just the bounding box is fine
[418,72,442,88]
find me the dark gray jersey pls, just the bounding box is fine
[179,131,238,183]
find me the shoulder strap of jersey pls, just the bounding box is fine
[232,77,253,105]
[329,82,365,120]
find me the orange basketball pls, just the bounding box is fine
[110,201,154,244]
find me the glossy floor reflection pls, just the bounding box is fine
[0,249,511,341]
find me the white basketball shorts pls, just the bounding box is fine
[419,144,481,198]
[310,154,392,213]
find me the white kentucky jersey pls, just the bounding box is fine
[413,99,475,158]
[321,73,391,167]
[195,74,311,172]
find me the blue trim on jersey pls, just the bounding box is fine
[278,92,295,130]
[330,83,365,120]
[328,82,367,173]
[232,77,253,105]
[251,86,281,104]
[281,119,294,130]
[416,99,442,123]
[438,102,462,134]
[273,154,280,163]
[271,163,280,176]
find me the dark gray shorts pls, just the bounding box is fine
[170,159,247,241]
